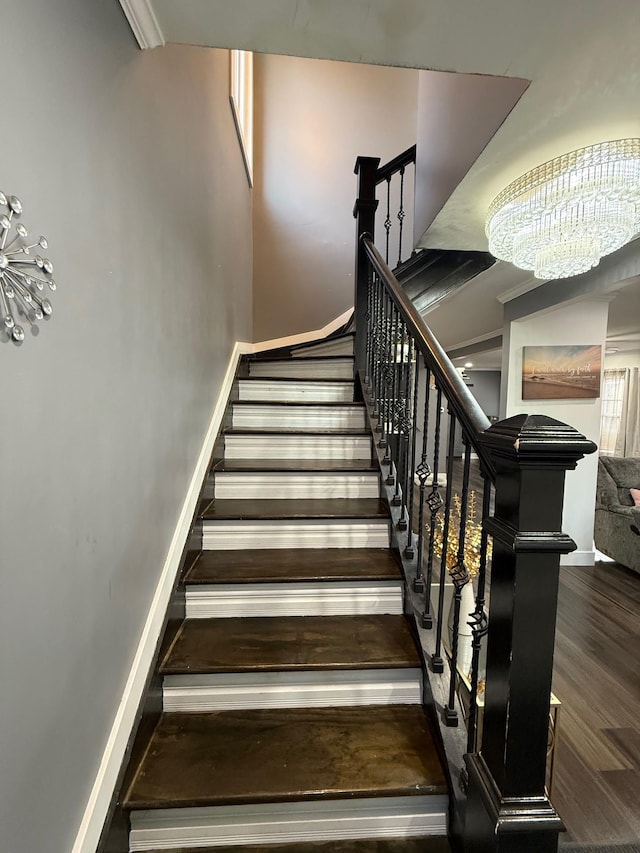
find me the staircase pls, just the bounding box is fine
[121,336,451,852]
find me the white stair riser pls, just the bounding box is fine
[129,796,449,851]
[162,669,422,712]
[238,380,353,403]
[232,405,365,431]
[213,472,380,499]
[185,581,403,618]
[224,434,372,460]
[248,358,353,380]
[292,338,354,358]
[202,519,389,550]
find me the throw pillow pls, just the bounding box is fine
[631,487,640,507]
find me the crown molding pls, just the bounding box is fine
[119,0,165,49]
[496,274,546,304]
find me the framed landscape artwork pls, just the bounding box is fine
[522,345,602,400]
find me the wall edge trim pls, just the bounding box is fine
[560,549,596,566]
[249,308,353,353]
[118,0,165,49]
[71,341,245,853]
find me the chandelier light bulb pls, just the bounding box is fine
[486,139,640,279]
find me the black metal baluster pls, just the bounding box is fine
[395,318,412,526]
[364,270,373,389]
[380,291,393,466]
[371,274,382,420]
[431,407,457,674]
[397,165,406,266]
[466,477,491,754]
[443,436,473,727]
[421,384,444,625]
[377,288,389,448]
[391,310,404,509]
[388,299,400,485]
[404,345,420,559]
[413,362,431,593]
[384,177,392,265]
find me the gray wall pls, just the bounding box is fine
[465,371,501,421]
[253,53,418,341]
[0,3,252,852]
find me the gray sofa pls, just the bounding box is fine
[595,456,640,574]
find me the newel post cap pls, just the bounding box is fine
[480,414,597,470]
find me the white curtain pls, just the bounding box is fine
[601,369,626,455]
[614,367,640,457]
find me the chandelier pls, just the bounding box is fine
[486,139,640,279]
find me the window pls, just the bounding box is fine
[600,369,626,455]
[230,50,253,186]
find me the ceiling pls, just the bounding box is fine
[120,0,640,359]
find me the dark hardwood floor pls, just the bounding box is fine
[409,456,640,844]
[553,559,640,845]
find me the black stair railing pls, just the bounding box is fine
[353,151,596,853]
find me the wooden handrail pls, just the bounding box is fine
[361,234,495,480]
[375,144,417,185]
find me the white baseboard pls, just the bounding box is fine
[70,342,247,853]
[249,308,353,354]
[561,549,595,566]
[162,668,422,712]
[129,795,449,851]
[185,580,404,618]
[214,471,380,500]
[202,519,390,550]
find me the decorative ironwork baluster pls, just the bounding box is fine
[404,344,421,559]
[387,298,400,482]
[377,288,389,447]
[431,407,457,674]
[379,292,394,466]
[467,476,492,755]
[364,270,373,389]
[394,319,413,526]
[413,364,432,594]
[384,176,392,265]
[371,274,383,420]
[397,165,406,266]
[443,436,473,727]
[421,384,444,624]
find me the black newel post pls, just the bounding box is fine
[353,156,380,379]
[464,415,596,853]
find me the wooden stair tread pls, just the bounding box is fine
[201,498,389,521]
[161,615,420,674]
[213,459,376,472]
[186,549,402,584]
[141,839,450,853]
[124,705,447,810]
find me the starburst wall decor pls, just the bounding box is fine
[0,190,56,344]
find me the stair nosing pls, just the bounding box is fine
[201,498,389,522]
[238,376,353,386]
[211,459,378,472]
[225,428,372,436]
[232,401,365,408]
